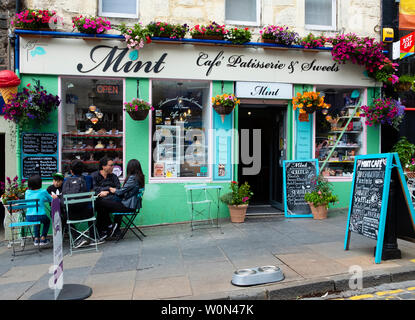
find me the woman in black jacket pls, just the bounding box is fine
[99,159,145,239]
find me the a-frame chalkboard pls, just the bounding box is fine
[283,159,319,218]
[344,153,415,264]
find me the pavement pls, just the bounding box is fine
[2,208,415,300]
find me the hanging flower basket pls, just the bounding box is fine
[292,91,330,121]
[360,98,405,130]
[124,98,153,121]
[298,112,309,122]
[212,93,240,123]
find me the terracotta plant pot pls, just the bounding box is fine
[127,109,149,121]
[308,202,328,220]
[228,204,248,223]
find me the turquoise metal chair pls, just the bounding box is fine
[112,188,145,241]
[63,191,99,255]
[5,199,41,258]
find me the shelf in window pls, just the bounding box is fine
[329,131,362,134]
[62,133,123,138]
[62,148,123,153]
[61,160,123,164]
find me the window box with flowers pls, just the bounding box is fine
[260,25,299,46]
[72,15,111,36]
[12,9,63,31]
[147,22,189,40]
[190,22,228,40]
[117,22,152,50]
[225,27,252,45]
[212,93,240,123]
[124,98,154,121]
[299,33,327,50]
[220,181,254,223]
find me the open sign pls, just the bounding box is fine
[96,84,119,95]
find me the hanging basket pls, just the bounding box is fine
[213,104,234,123]
[396,82,412,92]
[127,109,149,121]
[304,105,317,114]
[298,112,309,122]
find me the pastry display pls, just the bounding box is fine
[95,140,104,149]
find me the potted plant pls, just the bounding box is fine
[299,33,326,49]
[304,175,338,220]
[292,91,331,122]
[395,74,415,92]
[211,93,240,123]
[12,9,62,31]
[124,98,154,121]
[190,22,228,40]
[147,21,189,39]
[1,176,27,242]
[360,98,405,130]
[392,136,415,172]
[225,27,252,44]
[220,181,253,223]
[117,22,152,50]
[2,82,60,128]
[260,25,298,45]
[72,15,111,35]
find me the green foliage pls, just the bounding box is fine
[226,27,252,44]
[220,181,253,206]
[392,136,415,167]
[146,21,189,39]
[304,175,338,208]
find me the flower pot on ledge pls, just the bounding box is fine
[228,204,248,223]
[127,109,149,121]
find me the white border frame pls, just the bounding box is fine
[98,0,139,19]
[225,0,261,27]
[148,79,214,184]
[58,75,126,179]
[305,0,337,31]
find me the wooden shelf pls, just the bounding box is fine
[62,133,123,138]
[61,160,123,164]
[62,148,123,153]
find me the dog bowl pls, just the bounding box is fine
[231,265,284,287]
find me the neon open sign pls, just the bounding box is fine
[96,84,120,94]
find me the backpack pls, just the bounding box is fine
[62,176,87,195]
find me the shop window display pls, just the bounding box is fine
[61,78,123,176]
[315,87,364,178]
[151,80,210,179]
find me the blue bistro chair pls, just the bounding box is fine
[112,188,145,241]
[5,199,41,258]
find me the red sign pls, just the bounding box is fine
[96,84,119,95]
[400,32,415,59]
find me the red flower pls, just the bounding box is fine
[231,181,237,184]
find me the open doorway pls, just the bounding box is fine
[238,105,286,212]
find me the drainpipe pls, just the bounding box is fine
[14,0,21,181]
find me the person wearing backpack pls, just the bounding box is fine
[62,159,96,248]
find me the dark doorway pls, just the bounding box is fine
[0,134,4,229]
[238,105,286,209]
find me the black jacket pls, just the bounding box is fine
[91,171,121,201]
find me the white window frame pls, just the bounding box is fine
[98,0,139,19]
[305,0,337,31]
[225,0,261,27]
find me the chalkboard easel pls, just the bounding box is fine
[283,159,319,218]
[344,153,415,264]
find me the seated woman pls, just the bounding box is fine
[97,159,145,239]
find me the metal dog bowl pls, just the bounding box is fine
[231,265,284,287]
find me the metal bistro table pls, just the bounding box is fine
[184,184,223,235]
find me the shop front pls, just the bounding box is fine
[15,33,379,226]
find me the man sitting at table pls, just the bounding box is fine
[92,156,123,240]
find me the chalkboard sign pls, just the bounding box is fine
[348,156,388,240]
[344,153,415,264]
[22,156,58,178]
[21,132,59,179]
[283,159,319,218]
[22,133,58,154]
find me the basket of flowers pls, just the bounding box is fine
[72,15,111,34]
[190,22,228,40]
[212,93,240,122]
[12,9,62,31]
[124,98,154,121]
[292,91,331,122]
[260,25,299,46]
[147,21,189,39]
[360,98,405,130]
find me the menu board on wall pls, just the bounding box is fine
[21,132,58,179]
[283,159,318,218]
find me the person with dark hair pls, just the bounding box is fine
[25,174,58,246]
[47,172,64,197]
[93,158,144,239]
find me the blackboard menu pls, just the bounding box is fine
[22,156,58,179]
[284,160,318,215]
[349,157,388,240]
[22,133,58,154]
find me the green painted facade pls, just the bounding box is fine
[18,73,381,226]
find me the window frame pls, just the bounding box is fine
[98,0,139,19]
[148,79,214,184]
[225,0,261,27]
[305,0,337,31]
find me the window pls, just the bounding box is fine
[99,0,139,18]
[225,0,260,26]
[314,87,365,179]
[151,80,211,180]
[61,78,124,177]
[305,0,336,31]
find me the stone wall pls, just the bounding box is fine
[0,0,15,71]
[22,0,381,40]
